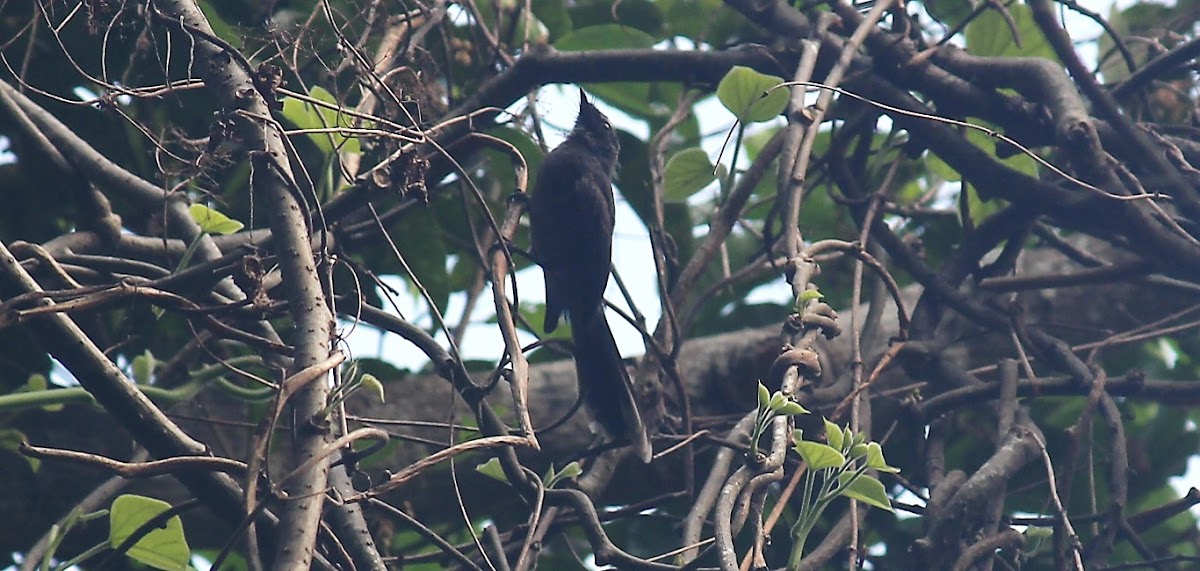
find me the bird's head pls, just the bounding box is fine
[569,89,620,171]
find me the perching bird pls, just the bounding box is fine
[529,89,652,463]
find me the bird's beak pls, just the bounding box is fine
[578,87,588,108]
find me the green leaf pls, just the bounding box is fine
[925,123,1037,185]
[1024,526,1054,540]
[108,495,190,571]
[194,550,248,571]
[824,418,843,450]
[925,149,959,183]
[132,350,156,385]
[716,66,788,123]
[743,125,782,160]
[567,0,664,37]
[557,461,582,480]
[777,401,810,416]
[661,0,726,39]
[796,288,824,311]
[614,129,698,273]
[392,207,451,314]
[664,148,717,202]
[488,126,545,193]
[849,443,868,459]
[279,86,362,154]
[513,302,572,340]
[512,13,551,43]
[555,24,656,50]
[838,474,894,511]
[18,374,62,413]
[0,428,38,471]
[188,204,244,235]
[964,4,1056,61]
[798,289,824,304]
[768,392,786,412]
[865,442,900,473]
[794,441,845,471]
[554,28,669,118]
[195,0,243,49]
[359,373,385,404]
[588,82,678,119]
[545,461,583,488]
[923,0,974,27]
[1098,3,1173,85]
[757,382,771,410]
[476,458,508,483]
[532,0,573,40]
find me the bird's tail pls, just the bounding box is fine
[570,306,652,463]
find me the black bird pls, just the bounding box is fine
[529,89,652,463]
